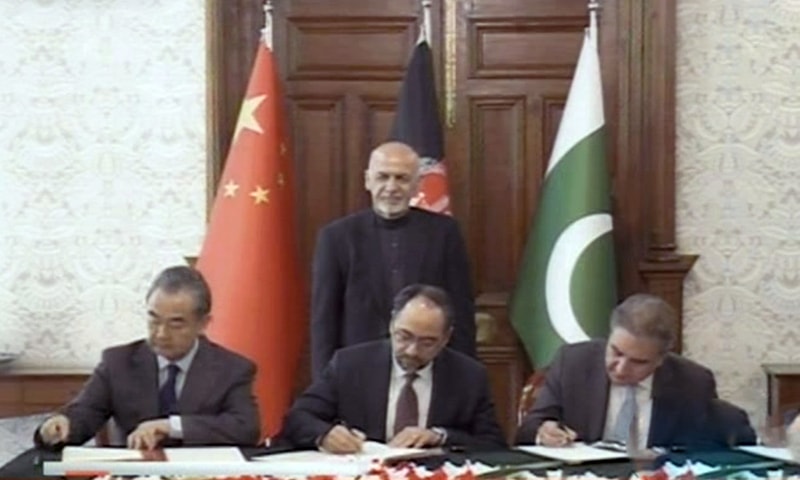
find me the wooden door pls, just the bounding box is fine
[207,0,691,440]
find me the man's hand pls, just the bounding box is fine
[320,425,366,454]
[39,414,70,445]
[127,419,170,450]
[389,426,442,448]
[536,420,577,447]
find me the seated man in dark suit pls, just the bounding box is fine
[281,284,506,453]
[35,266,260,450]
[516,293,718,451]
[706,398,756,447]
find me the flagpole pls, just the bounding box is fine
[262,0,273,49]
[420,0,432,44]
[587,0,600,45]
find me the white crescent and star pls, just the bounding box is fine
[545,213,613,343]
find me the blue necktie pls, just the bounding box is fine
[611,385,638,445]
[159,364,180,417]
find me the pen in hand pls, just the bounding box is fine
[538,420,577,446]
[557,422,578,444]
[322,422,366,454]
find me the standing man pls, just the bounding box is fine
[516,293,718,450]
[282,284,505,452]
[310,141,475,380]
[35,266,260,450]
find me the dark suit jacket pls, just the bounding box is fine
[310,208,475,380]
[281,340,506,450]
[35,337,260,447]
[705,398,756,447]
[515,340,718,448]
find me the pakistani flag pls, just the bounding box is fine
[510,22,617,368]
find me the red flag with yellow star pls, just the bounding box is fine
[196,41,306,439]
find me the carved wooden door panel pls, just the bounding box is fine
[208,0,686,440]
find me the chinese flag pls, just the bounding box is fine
[389,40,451,214]
[196,41,306,439]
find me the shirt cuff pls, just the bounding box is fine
[168,415,183,439]
[431,427,448,446]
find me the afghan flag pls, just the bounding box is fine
[509,21,617,368]
[389,40,450,214]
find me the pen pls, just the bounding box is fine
[338,420,364,437]
[557,422,577,441]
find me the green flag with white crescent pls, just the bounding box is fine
[510,20,617,368]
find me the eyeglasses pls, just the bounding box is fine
[148,318,191,333]
[391,328,441,351]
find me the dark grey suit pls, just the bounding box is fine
[311,208,475,380]
[281,340,506,450]
[515,340,717,448]
[36,337,260,447]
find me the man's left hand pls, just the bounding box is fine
[127,419,171,450]
[389,427,442,448]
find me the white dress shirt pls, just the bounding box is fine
[385,359,433,441]
[603,375,653,451]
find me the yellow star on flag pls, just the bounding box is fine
[223,179,240,197]
[277,173,285,188]
[250,186,270,204]
[233,94,267,143]
[280,142,287,157]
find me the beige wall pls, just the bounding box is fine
[677,0,800,423]
[0,0,206,369]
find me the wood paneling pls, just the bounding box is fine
[206,0,691,437]
[0,374,88,418]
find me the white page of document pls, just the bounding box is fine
[516,442,629,463]
[737,445,797,463]
[164,447,245,462]
[61,446,144,462]
[252,440,424,463]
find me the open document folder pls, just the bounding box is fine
[736,445,797,463]
[252,440,433,464]
[516,442,629,463]
[46,443,442,477]
[60,446,246,463]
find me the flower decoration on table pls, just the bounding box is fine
[88,460,793,480]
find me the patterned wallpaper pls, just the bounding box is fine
[0,0,206,370]
[677,0,800,423]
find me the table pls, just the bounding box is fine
[1,446,797,479]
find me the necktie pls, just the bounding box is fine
[159,363,180,417]
[611,385,638,447]
[393,372,419,436]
